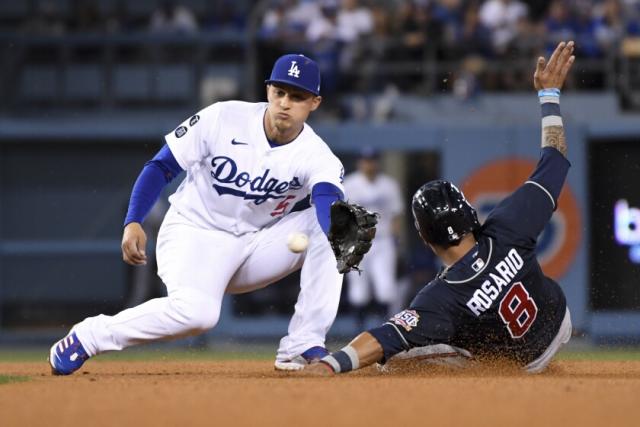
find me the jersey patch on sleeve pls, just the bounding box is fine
[390,310,420,332]
[174,126,188,138]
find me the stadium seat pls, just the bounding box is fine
[64,64,103,102]
[19,65,57,102]
[114,64,151,102]
[155,64,193,102]
[200,64,241,104]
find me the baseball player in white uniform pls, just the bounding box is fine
[343,148,404,326]
[49,54,349,374]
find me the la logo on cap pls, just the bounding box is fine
[288,61,301,78]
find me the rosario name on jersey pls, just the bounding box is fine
[164,101,345,235]
[386,148,570,364]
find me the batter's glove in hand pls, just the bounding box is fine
[328,200,378,274]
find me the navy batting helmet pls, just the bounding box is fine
[411,180,480,248]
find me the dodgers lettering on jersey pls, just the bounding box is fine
[209,156,303,204]
[164,101,344,235]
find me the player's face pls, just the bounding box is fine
[358,158,379,178]
[265,84,322,134]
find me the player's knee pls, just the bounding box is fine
[169,289,221,334]
[185,305,220,333]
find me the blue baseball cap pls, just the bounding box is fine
[265,54,321,96]
[358,146,380,160]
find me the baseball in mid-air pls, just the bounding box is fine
[287,232,309,253]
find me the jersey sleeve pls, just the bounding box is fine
[483,147,570,248]
[369,281,456,362]
[124,144,184,226]
[306,151,345,196]
[403,285,456,345]
[164,103,221,170]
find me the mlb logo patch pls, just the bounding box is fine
[390,310,420,331]
[471,258,485,272]
[174,126,188,138]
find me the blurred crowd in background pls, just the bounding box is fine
[13,0,246,35]
[5,0,640,100]
[259,0,640,95]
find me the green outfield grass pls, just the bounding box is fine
[2,346,640,364]
[0,374,29,384]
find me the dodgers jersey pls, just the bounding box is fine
[343,172,403,240]
[374,147,570,364]
[164,101,345,235]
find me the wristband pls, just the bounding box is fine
[539,88,562,127]
[320,345,360,373]
[538,88,561,97]
[538,88,560,105]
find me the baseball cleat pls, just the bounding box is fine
[274,346,329,371]
[49,332,90,375]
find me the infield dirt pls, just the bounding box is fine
[1,360,639,427]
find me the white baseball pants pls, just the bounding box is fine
[74,206,343,362]
[347,237,397,306]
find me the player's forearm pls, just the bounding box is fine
[319,332,384,373]
[124,163,169,226]
[348,332,385,365]
[539,88,567,157]
[311,182,344,235]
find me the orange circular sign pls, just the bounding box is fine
[461,158,581,279]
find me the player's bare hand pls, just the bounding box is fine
[300,362,335,377]
[534,41,575,91]
[121,222,148,266]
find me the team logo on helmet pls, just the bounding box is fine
[461,158,581,279]
[390,310,420,332]
[174,126,188,138]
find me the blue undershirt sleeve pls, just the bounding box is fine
[311,182,345,235]
[124,144,184,226]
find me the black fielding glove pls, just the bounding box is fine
[327,200,378,274]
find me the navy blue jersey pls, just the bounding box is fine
[371,147,571,365]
